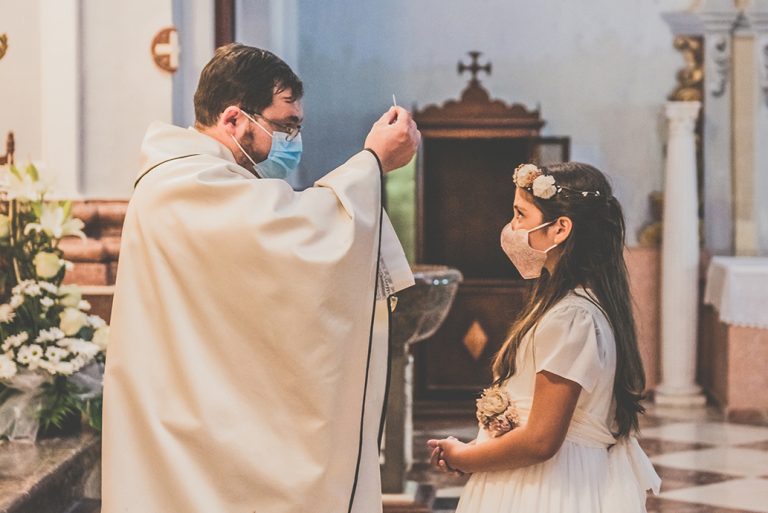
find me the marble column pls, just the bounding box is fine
[656,101,707,406]
[746,3,768,256]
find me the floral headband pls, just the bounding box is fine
[513,163,602,200]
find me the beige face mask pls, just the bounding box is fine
[500,221,558,279]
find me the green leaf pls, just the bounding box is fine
[8,164,21,181]
[83,398,102,431]
[25,163,39,182]
[31,202,42,219]
[38,376,82,431]
[62,201,72,219]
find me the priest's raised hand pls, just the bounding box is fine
[365,106,422,172]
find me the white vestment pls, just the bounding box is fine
[102,122,414,513]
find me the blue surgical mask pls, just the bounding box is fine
[230,112,302,180]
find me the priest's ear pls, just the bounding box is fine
[219,106,247,135]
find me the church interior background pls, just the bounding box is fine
[2,0,768,511]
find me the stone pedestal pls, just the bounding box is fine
[381,266,461,498]
[656,101,707,406]
[0,432,101,513]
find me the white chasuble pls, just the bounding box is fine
[102,122,414,513]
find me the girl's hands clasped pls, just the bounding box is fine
[427,436,470,476]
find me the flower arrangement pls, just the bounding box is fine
[475,385,520,437]
[0,162,108,441]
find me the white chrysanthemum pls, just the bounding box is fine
[68,339,100,359]
[77,300,91,312]
[53,360,75,376]
[39,281,59,295]
[3,332,29,351]
[56,337,74,348]
[16,347,31,365]
[40,296,54,309]
[36,327,65,344]
[16,345,37,365]
[28,344,43,360]
[24,283,42,297]
[10,295,24,309]
[44,346,69,362]
[0,354,17,379]
[60,308,87,336]
[24,202,86,240]
[532,175,558,200]
[16,344,43,365]
[87,315,107,329]
[0,304,15,323]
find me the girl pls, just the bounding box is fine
[428,162,661,512]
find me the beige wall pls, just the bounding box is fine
[0,0,174,197]
[0,0,43,162]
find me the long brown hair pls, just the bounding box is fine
[492,162,646,438]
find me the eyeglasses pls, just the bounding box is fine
[248,112,302,142]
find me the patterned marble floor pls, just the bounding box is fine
[409,403,768,513]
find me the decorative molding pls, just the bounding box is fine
[416,52,543,134]
[708,34,731,97]
[0,34,7,61]
[666,101,702,135]
[151,27,179,73]
[463,320,488,361]
[669,36,704,101]
[744,5,768,107]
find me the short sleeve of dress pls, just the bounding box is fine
[532,303,606,394]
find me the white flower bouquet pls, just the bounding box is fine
[0,162,108,441]
[476,385,520,437]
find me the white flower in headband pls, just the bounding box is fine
[532,175,558,199]
[513,164,540,189]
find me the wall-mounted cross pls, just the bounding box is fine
[152,27,180,73]
[457,51,492,82]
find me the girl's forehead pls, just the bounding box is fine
[514,189,536,209]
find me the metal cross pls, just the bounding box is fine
[457,51,492,82]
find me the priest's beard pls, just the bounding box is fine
[233,127,260,174]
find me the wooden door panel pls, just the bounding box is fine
[413,282,529,400]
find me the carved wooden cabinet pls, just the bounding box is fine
[412,57,569,403]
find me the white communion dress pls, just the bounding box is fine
[456,289,661,513]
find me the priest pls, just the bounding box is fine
[102,44,419,513]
